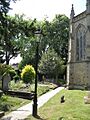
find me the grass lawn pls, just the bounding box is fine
[26,89,90,120]
[9,81,57,97]
[0,95,29,113]
[0,81,57,113]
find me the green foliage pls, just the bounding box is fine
[37,86,49,96]
[0,63,18,83]
[21,65,36,84]
[0,0,18,64]
[0,0,17,14]
[0,95,11,111]
[39,48,58,76]
[40,14,69,62]
[9,80,26,91]
[18,14,69,69]
[13,75,20,82]
[0,94,29,112]
[18,53,36,70]
[8,69,17,80]
[57,79,66,86]
[0,103,11,112]
[0,14,37,64]
[0,63,13,76]
[0,82,57,112]
[50,14,69,62]
[38,48,65,79]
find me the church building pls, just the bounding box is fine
[67,0,90,89]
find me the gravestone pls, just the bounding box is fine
[84,91,90,104]
[2,74,11,91]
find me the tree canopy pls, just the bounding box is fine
[0,10,69,79]
[19,14,69,69]
[38,48,65,79]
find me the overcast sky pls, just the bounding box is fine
[9,0,86,21]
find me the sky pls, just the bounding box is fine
[9,0,86,64]
[9,0,86,21]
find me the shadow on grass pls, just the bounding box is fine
[34,115,47,120]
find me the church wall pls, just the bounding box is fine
[68,61,90,89]
[67,0,90,89]
[67,15,90,89]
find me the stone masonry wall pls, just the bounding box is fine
[68,61,90,89]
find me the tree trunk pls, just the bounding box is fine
[6,51,9,65]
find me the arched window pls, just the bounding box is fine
[76,24,86,61]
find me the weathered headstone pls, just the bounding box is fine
[2,74,11,91]
[84,91,90,104]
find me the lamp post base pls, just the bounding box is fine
[32,94,38,117]
[32,103,38,117]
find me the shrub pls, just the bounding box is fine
[13,75,20,82]
[0,103,11,112]
[9,80,25,90]
[0,64,13,76]
[21,65,35,84]
[57,79,66,86]
[9,69,17,80]
[0,63,17,81]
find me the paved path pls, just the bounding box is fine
[1,87,64,120]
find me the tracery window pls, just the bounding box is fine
[76,24,86,61]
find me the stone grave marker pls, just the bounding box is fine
[84,91,90,104]
[2,74,11,91]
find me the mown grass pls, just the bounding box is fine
[0,95,29,113]
[9,80,57,97]
[9,81,57,91]
[0,81,57,113]
[26,89,90,120]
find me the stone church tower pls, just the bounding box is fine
[67,0,90,89]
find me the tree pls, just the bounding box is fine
[18,15,69,70]
[0,0,17,22]
[0,0,18,64]
[38,48,65,80]
[48,14,69,63]
[0,14,37,64]
[37,15,69,64]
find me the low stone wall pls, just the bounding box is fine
[4,90,34,100]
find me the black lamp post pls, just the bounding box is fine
[32,29,42,117]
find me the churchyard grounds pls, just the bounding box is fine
[0,80,57,114]
[1,79,90,120]
[26,89,90,120]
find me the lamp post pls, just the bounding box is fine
[32,28,42,117]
